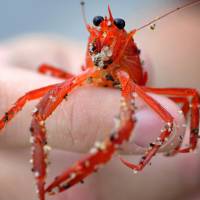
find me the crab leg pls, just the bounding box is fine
[38,64,74,79]
[117,70,175,172]
[169,97,189,117]
[166,97,190,154]
[0,84,57,131]
[30,69,94,200]
[45,71,137,196]
[141,87,200,153]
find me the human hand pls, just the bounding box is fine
[0,35,199,200]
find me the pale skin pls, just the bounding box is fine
[0,34,199,200]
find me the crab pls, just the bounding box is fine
[0,2,200,200]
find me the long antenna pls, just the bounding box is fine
[136,0,200,31]
[80,1,88,29]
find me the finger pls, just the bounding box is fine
[0,35,85,74]
[0,66,184,155]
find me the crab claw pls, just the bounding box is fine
[119,156,141,171]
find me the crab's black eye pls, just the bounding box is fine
[114,18,125,29]
[93,16,104,26]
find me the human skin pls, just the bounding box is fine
[0,33,199,200]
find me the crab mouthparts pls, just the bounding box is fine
[91,46,113,68]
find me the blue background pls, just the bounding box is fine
[0,0,180,41]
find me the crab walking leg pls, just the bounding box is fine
[117,70,174,172]
[30,69,94,200]
[45,72,137,196]
[0,84,57,131]
[166,97,190,154]
[38,64,74,79]
[142,87,200,153]
[169,97,189,117]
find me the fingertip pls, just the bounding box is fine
[122,94,186,154]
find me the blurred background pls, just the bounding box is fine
[0,0,188,40]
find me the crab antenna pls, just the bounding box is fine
[108,5,114,21]
[136,0,200,31]
[80,1,90,30]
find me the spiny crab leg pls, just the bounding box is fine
[30,69,95,200]
[166,97,190,154]
[117,70,174,172]
[0,84,57,131]
[45,122,133,195]
[44,70,137,196]
[142,87,200,153]
[38,64,74,79]
[169,97,189,117]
